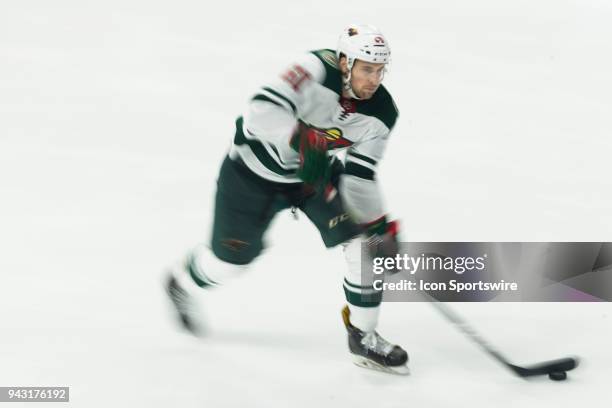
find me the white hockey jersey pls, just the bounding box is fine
[229,49,399,223]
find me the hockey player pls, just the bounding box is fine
[166,24,409,375]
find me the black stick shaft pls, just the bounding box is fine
[423,293,578,377]
[423,293,517,373]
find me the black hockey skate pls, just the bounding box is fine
[341,305,409,375]
[164,257,205,336]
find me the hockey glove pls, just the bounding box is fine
[290,123,331,186]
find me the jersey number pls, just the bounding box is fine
[282,65,311,92]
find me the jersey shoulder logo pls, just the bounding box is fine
[315,49,338,69]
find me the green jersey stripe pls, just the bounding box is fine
[262,87,297,114]
[355,85,399,131]
[233,117,298,176]
[252,94,286,110]
[345,161,375,180]
[310,49,343,95]
[348,151,378,166]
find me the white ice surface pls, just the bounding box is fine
[1,1,611,407]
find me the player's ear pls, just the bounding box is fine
[338,55,349,75]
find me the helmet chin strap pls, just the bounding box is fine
[343,73,362,100]
[342,58,363,100]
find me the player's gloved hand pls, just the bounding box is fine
[290,123,331,186]
[364,216,400,260]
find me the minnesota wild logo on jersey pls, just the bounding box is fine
[296,122,353,149]
[321,127,353,148]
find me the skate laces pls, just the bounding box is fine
[361,331,395,356]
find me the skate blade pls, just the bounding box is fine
[352,355,410,376]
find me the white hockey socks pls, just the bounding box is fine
[184,244,247,289]
[343,237,381,332]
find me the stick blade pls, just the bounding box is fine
[509,357,579,377]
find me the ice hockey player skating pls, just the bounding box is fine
[166,24,409,375]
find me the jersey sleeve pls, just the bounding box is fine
[340,127,392,224]
[243,53,326,147]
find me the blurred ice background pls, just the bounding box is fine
[1,1,611,406]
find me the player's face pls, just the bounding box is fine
[342,59,386,99]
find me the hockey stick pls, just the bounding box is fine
[423,293,579,378]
